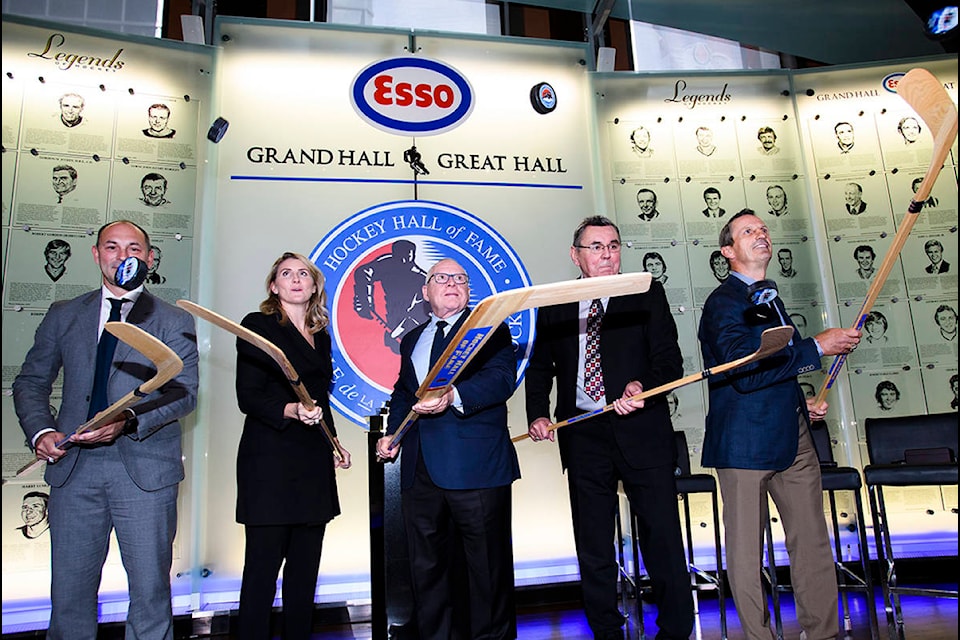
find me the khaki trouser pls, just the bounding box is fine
[718,418,839,640]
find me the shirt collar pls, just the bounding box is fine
[431,308,466,328]
[100,284,144,305]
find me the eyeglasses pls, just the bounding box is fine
[575,242,621,255]
[429,272,469,285]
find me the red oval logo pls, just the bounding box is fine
[351,57,474,136]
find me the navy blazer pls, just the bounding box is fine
[698,276,821,471]
[387,310,520,491]
[524,283,682,470]
[13,289,199,490]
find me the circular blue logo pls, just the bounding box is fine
[310,200,533,427]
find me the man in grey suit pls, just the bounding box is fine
[13,220,199,640]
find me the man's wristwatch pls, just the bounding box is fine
[122,408,139,434]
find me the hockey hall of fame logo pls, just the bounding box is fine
[310,200,534,428]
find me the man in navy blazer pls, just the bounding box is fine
[699,210,860,640]
[14,220,199,640]
[526,216,693,640]
[377,257,520,640]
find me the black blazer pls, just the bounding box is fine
[524,282,682,469]
[234,311,340,526]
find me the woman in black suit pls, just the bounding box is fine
[235,251,351,640]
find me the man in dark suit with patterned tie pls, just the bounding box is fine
[377,257,520,640]
[525,216,693,640]
[13,220,199,640]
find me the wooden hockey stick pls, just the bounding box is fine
[815,67,958,405]
[512,325,794,443]
[176,300,345,462]
[386,272,652,452]
[17,322,184,477]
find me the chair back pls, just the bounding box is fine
[809,420,836,465]
[864,413,958,466]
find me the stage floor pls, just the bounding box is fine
[4,577,956,639]
[312,584,958,640]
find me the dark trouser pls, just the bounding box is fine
[402,459,515,640]
[238,522,326,640]
[566,421,693,640]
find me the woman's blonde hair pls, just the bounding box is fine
[259,252,329,332]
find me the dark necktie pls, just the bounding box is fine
[429,320,448,368]
[87,298,127,419]
[584,299,605,401]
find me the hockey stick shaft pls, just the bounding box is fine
[512,325,794,442]
[17,323,184,477]
[177,300,345,462]
[385,273,653,452]
[815,68,958,405]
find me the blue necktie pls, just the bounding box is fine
[87,298,126,419]
[429,320,448,368]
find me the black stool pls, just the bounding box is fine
[673,430,727,640]
[617,432,727,639]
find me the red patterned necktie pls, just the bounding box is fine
[584,299,605,401]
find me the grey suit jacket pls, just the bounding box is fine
[13,289,199,490]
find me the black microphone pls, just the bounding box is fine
[744,279,780,325]
[115,256,148,291]
[748,279,779,304]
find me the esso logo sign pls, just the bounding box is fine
[351,57,474,136]
[882,72,906,93]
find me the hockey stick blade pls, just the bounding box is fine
[177,300,345,463]
[17,323,184,477]
[387,273,652,452]
[513,325,794,443]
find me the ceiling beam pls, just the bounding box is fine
[592,0,617,38]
